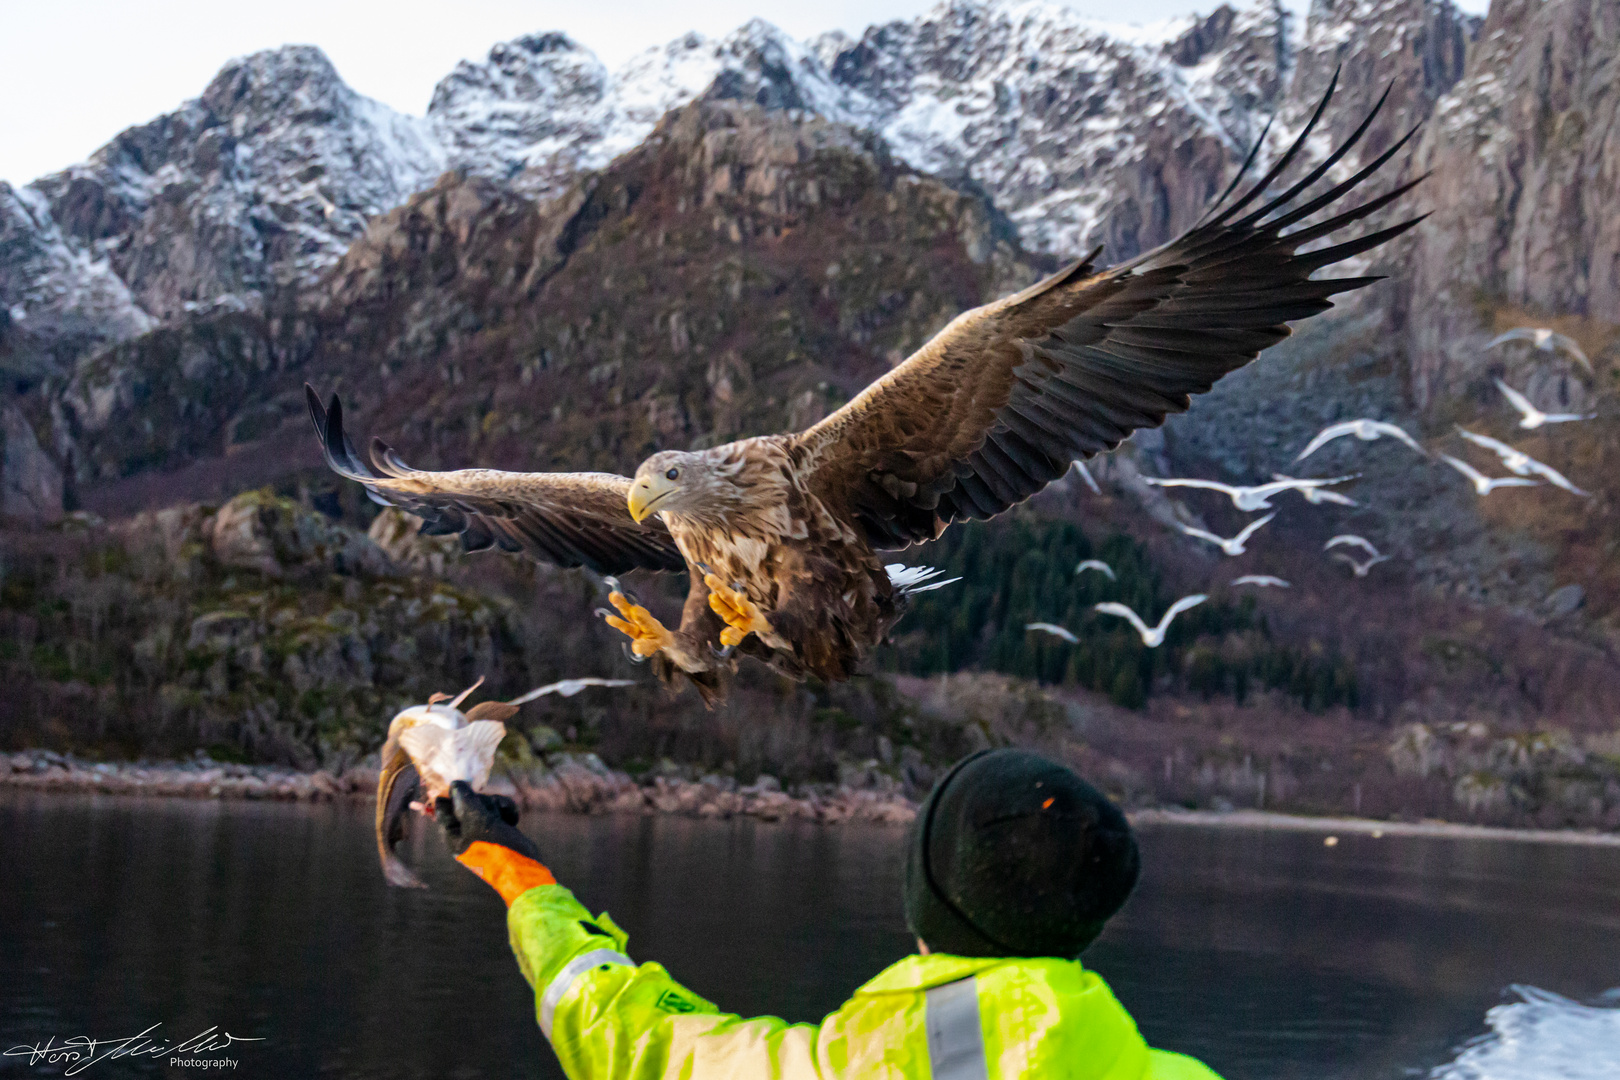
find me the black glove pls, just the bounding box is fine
[435,781,544,862]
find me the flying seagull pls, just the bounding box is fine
[1179,512,1277,556]
[1075,559,1116,580]
[1072,460,1103,494]
[506,677,637,705]
[1295,419,1427,462]
[1231,575,1291,588]
[1439,454,1541,496]
[1333,551,1390,578]
[1493,379,1594,429]
[1271,473,1359,506]
[307,78,1421,703]
[1486,328,1593,373]
[1455,428,1590,496]
[1142,473,1357,511]
[1094,595,1208,648]
[1025,622,1080,644]
[1324,534,1380,558]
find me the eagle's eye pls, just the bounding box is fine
[665,468,680,481]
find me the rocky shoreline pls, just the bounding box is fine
[0,749,919,826]
[12,749,1620,845]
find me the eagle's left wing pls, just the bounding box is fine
[794,77,1425,548]
[307,387,687,575]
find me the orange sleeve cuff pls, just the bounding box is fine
[455,841,557,906]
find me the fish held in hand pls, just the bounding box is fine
[373,679,521,889]
[374,674,637,887]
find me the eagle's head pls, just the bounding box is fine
[628,450,744,524]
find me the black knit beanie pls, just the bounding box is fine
[904,748,1140,959]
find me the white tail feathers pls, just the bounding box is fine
[886,564,961,595]
[397,719,507,796]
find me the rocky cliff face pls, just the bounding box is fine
[1407,0,1620,405]
[311,99,1027,476]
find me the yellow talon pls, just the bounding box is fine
[603,591,674,658]
[705,574,772,646]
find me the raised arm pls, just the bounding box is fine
[434,785,821,1079]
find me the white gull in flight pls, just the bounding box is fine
[1486,328,1593,373]
[1093,595,1208,648]
[1271,473,1359,506]
[1324,534,1381,558]
[1178,512,1276,556]
[1333,551,1390,578]
[1455,428,1590,496]
[1439,454,1541,496]
[1494,378,1595,429]
[1075,559,1116,580]
[1143,474,1357,511]
[1025,622,1080,644]
[1295,419,1426,462]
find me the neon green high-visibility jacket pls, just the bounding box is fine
[507,883,1223,1080]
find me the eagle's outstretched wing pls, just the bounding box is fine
[795,75,1426,548]
[306,387,686,575]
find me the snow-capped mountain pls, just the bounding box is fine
[3,0,1478,386]
[5,46,442,339]
[427,0,1297,256]
[428,22,865,199]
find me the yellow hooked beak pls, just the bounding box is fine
[628,474,677,523]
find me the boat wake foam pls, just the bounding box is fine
[1429,985,1620,1079]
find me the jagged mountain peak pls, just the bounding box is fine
[431,17,864,196]
[198,44,352,128]
[17,43,444,331]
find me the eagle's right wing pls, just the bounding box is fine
[307,387,686,575]
[792,74,1423,549]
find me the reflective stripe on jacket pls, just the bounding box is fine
[507,884,1223,1080]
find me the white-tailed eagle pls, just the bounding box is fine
[308,78,1422,704]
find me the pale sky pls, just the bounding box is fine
[0,0,1488,188]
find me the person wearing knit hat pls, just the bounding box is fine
[905,747,1141,959]
[434,749,1222,1079]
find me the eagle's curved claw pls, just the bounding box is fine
[622,641,649,664]
[602,576,639,606]
[710,641,735,660]
[602,590,674,659]
[705,574,773,648]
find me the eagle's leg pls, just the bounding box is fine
[704,574,776,648]
[600,589,676,659]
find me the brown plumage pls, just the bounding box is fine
[309,76,1423,705]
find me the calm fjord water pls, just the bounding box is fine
[3,792,1618,1079]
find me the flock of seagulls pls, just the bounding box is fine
[1023,326,1600,653]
